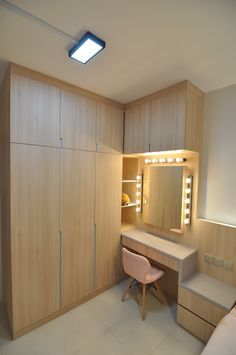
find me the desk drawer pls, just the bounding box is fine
[178,287,228,327]
[147,248,179,271]
[177,304,215,343]
[122,236,148,256]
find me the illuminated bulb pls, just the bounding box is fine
[136,191,141,196]
[152,158,156,163]
[185,188,191,194]
[185,208,190,214]
[186,177,191,184]
[185,198,190,204]
[175,157,181,163]
[136,175,141,180]
[184,218,190,225]
[159,158,166,163]
[144,159,149,164]
[136,183,141,188]
[167,157,174,163]
[136,200,141,204]
[136,207,141,212]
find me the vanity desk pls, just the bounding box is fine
[121,228,197,282]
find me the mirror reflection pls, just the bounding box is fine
[143,166,183,232]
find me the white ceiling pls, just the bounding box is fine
[0,0,236,103]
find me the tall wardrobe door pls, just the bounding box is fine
[95,153,122,290]
[60,149,95,307]
[11,144,60,333]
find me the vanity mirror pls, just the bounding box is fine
[143,166,183,232]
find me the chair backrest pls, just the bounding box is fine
[122,247,151,283]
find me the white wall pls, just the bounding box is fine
[200,83,236,225]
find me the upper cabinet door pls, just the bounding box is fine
[11,74,60,147]
[124,102,150,154]
[61,90,97,151]
[149,87,186,152]
[97,102,123,154]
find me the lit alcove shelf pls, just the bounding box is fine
[121,203,136,208]
[122,179,137,183]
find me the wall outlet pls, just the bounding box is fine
[213,256,223,267]
[205,253,214,264]
[223,260,233,271]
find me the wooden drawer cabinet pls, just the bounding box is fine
[178,286,227,327]
[122,236,178,271]
[147,248,179,271]
[177,305,215,343]
[122,236,148,256]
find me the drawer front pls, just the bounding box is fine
[177,305,215,343]
[122,236,148,256]
[147,248,179,271]
[178,287,228,327]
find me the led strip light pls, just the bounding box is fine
[144,157,186,164]
[184,175,193,226]
[136,174,143,213]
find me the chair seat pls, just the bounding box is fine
[144,266,164,284]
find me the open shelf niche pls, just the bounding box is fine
[121,157,139,230]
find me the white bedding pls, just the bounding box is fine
[201,307,236,355]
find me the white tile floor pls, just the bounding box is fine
[0,280,205,355]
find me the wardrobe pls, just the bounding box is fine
[0,64,123,338]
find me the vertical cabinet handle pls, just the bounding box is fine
[93,223,96,291]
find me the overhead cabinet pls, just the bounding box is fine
[61,90,97,151]
[11,73,60,147]
[124,81,204,154]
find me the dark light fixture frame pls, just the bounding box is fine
[68,31,106,64]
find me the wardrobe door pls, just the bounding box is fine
[149,87,186,152]
[97,102,123,154]
[61,90,97,151]
[11,144,60,333]
[95,153,122,290]
[124,102,150,154]
[11,74,60,147]
[60,149,95,307]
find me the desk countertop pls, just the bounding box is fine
[122,228,197,261]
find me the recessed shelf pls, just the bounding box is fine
[121,203,136,208]
[122,179,137,183]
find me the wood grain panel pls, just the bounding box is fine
[60,149,95,307]
[185,82,204,153]
[61,90,97,151]
[122,236,148,256]
[178,286,228,326]
[11,73,60,147]
[0,67,13,331]
[177,304,215,343]
[149,86,186,151]
[97,102,123,154]
[124,102,150,154]
[11,144,60,332]
[95,153,122,290]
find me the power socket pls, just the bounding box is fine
[223,260,233,271]
[213,256,223,267]
[205,253,214,264]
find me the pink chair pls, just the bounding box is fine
[121,247,165,320]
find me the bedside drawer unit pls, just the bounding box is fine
[178,286,228,327]
[177,304,215,343]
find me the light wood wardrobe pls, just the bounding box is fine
[0,64,123,338]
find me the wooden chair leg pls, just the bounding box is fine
[142,284,146,320]
[154,281,166,305]
[121,278,135,302]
